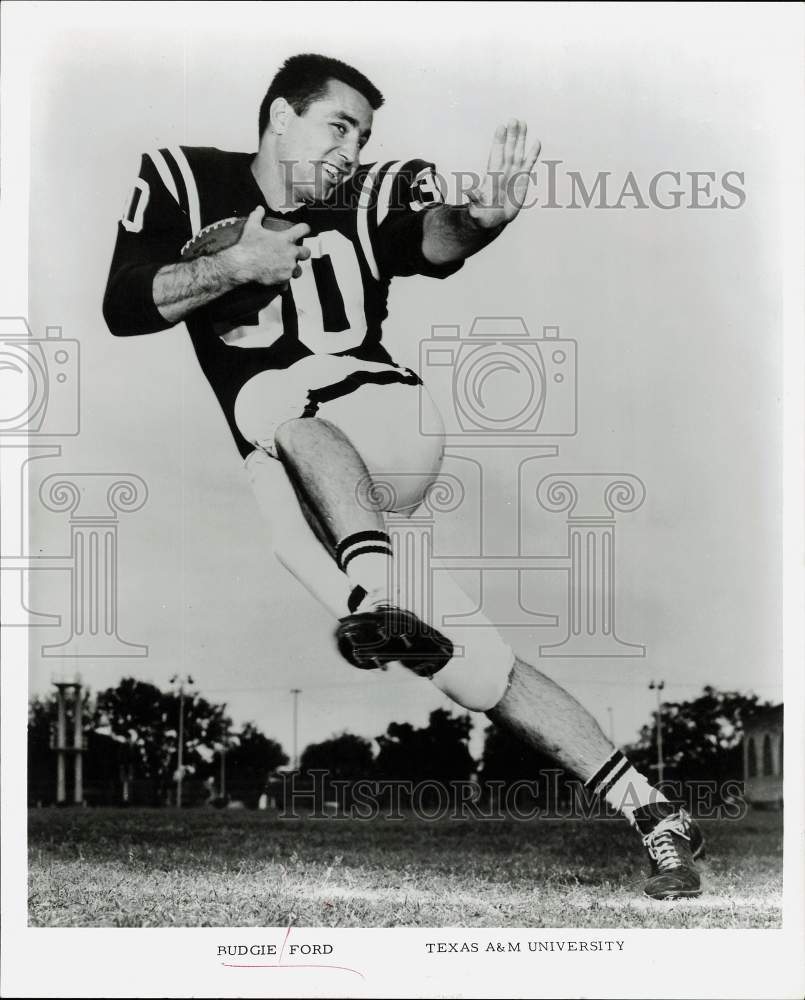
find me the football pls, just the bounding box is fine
[180,215,299,324]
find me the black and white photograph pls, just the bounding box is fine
[1,2,803,998]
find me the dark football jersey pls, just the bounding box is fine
[103,146,462,457]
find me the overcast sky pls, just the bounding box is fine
[23,4,785,762]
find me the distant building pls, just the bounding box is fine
[743,705,783,808]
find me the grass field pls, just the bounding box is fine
[28,807,782,928]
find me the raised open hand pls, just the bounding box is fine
[466,119,541,229]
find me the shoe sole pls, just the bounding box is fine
[336,608,453,675]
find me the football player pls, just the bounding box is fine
[104,53,704,899]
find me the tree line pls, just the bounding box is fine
[28,678,771,807]
[28,678,287,807]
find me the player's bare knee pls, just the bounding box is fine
[429,635,515,712]
[273,416,310,458]
[275,415,349,461]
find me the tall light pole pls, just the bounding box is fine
[170,674,194,807]
[649,680,665,786]
[291,688,302,770]
[53,679,85,805]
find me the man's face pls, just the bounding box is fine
[278,79,373,203]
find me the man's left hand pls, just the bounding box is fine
[467,119,541,229]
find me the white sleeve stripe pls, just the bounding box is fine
[376,161,404,227]
[357,166,381,281]
[170,145,202,236]
[148,149,180,206]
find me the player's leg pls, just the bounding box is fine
[274,415,454,670]
[237,358,398,611]
[486,656,671,816]
[274,414,393,604]
[486,659,703,899]
[300,377,457,672]
[273,416,379,550]
[245,444,452,678]
[487,656,613,777]
[421,566,703,900]
[246,445,701,899]
[240,366,702,899]
[424,571,614,776]
[237,359,454,670]
[237,357,445,615]
[244,448,353,618]
[271,401,661,840]
[443,645,704,899]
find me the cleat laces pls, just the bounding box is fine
[642,811,691,872]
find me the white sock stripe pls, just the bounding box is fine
[594,757,632,798]
[585,749,627,790]
[340,538,393,555]
[340,543,393,571]
[338,534,391,559]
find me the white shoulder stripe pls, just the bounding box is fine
[357,165,381,281]
[376,161,405,227]
[148,149,180,206]
[170,146,202,236]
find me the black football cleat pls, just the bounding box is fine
[689,815,706,861]
[634,804,704,900]
[335,604,453,678]
[634,801,705,859]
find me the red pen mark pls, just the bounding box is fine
[222,926,365,981]
[279,925,292,964]
[222,962,365,980]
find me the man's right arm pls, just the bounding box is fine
[151,208,311,325]
[103,153,308,336]
[103,151,196,337]
[150,246,247,327]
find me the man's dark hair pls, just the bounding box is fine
[258,53,384,138]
